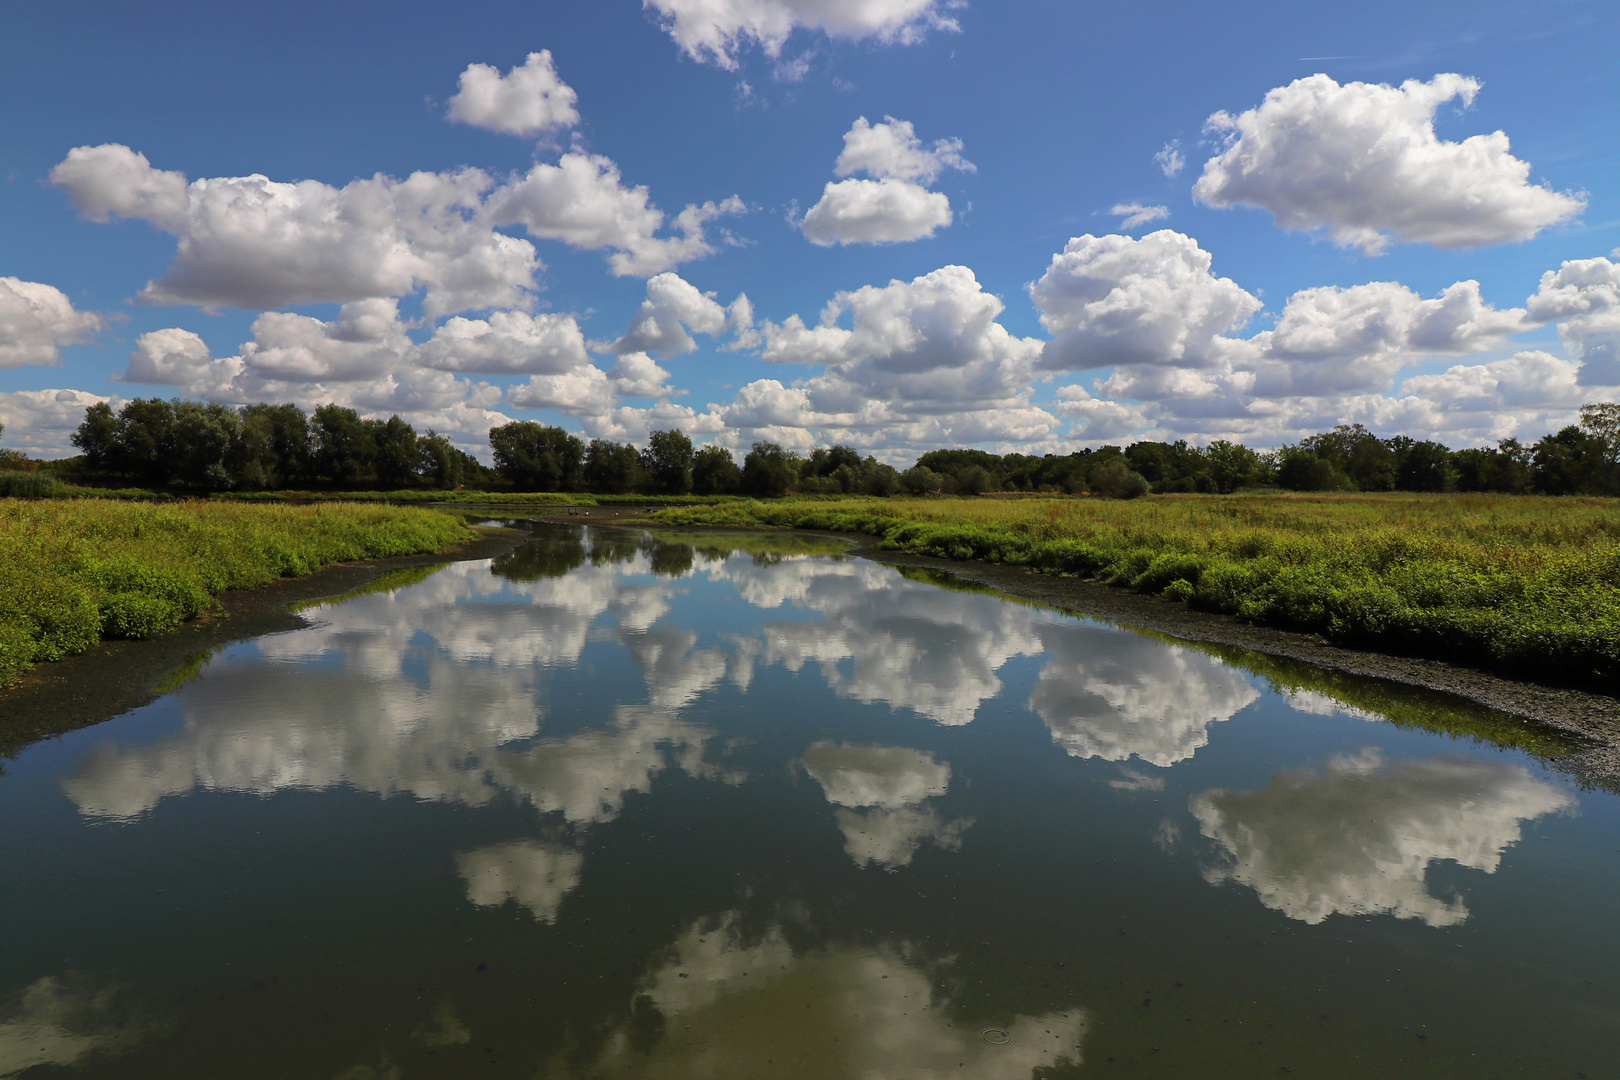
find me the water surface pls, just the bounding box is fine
[2,523,1616,1077]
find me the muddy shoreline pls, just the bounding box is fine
[835,536,1620,780]
[0,525,529,757]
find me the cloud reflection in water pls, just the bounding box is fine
[573,912,1087,1079]
[1191,749,1575,926]
[801,743,973,868]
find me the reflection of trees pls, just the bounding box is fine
[801,743,973,869]
[491,535,588,581]
[568,912,1087,1079]
[1191,749,1575,926]
[588,530,644,567]
[643,538,696,578]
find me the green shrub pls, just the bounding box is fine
[0,472,61,498]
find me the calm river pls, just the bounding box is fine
[2,523,1617,1077]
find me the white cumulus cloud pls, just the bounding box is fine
[51,144,539,317]
[51,144,743,314]
[1194,73,1585,254]
[645,0,959,69]
[0,277,103,368]
[494,153,746,276]
[446,50,580,137]
[0,389,119,458]
[756,265,1049,444]
[606,271,754,356]
[800,178,951,245]
[1527,256,1620,385]
[1031,230,1262,372]
[833,115,972,184]
[122,327,241,397]
[1242,278,1527,397]
[417,310,590,374]
[800,115,969,246]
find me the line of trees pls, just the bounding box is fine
[21,397,1618,497]
[891,406,1619,498]
[66,399,486,490]
[486,421,905,497]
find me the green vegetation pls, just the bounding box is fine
[0,472,64,498]
[212,489,742,507]
[0,499,473,685]
[9,396,1614,502]
[647,493,1620,688]
[895,563,1578,762]
[66,398,486,491]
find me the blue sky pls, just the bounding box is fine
[3,0,1617,460]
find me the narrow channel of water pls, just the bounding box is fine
[2,523,1616,1077]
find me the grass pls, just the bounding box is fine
[215,490,746,506]
[647,492,1620,688]
[0,482,747,507]
[0,498,474,686]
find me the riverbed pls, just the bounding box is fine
[1,522,1615,1077]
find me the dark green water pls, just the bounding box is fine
[2,523,1617,1078]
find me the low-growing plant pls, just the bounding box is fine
[647,492,1620,688]
[0,499,472,685]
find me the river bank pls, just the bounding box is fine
[523,509,1620,782]
[842,538,1620,783]
[0,522,527,757]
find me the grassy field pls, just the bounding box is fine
[0,478,748,506]
[648,493,1620,688]
[0,499,473,686]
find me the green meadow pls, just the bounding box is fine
[0,499,472,686]
[649,492,1620,688]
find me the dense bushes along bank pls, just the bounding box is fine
[650,494,1620,688]
[0,500,473,686]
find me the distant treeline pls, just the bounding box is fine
[2,398,1617,498]
[901,407,1620,498]
[61,400,487,490]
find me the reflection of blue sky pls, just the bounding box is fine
[1191,749,1575,926]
